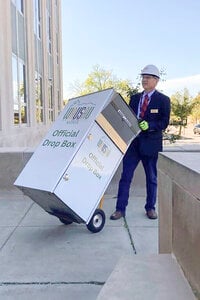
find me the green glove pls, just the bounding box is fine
[138,120,149,131]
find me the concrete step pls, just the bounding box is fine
[97,254,196,300]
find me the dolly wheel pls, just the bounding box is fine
[59,217,73,225]
[87,209,106,233]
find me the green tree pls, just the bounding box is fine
[170,88,193,135]
[191,93,200,123]
[67,64,167,103]
[69,64,138,103]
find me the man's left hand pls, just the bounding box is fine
[139,120,149,131]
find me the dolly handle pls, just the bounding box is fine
[99,196,104,209]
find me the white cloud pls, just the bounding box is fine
[158,74,200,97]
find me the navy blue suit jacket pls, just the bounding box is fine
[129,90,171,156]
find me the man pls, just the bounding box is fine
[110,64,171,220]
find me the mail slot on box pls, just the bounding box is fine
[96,93,140,153]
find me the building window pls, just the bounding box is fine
[35,72,43,123]
[46,0,53,79]
[47,14,52,54]
[33,0,44,123]
[46,0,52,55]
[48,82,54,122]
[33,0,41,39]
[12,0,24,14]
[57,90,61,113]
[11,1,28,125]
[47,0,55,120]
[12,55,27,124]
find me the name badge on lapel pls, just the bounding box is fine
[150,109,158,113]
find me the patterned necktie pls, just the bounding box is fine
[140,94,149,118]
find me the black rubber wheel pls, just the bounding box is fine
[86,209,106,233]
[59,217,73,225]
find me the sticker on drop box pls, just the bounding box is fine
[97,137,111,157]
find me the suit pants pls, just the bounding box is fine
[116,144,158,213]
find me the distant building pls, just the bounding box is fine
[0,0,63,147]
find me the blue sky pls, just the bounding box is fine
[61,0,200,98]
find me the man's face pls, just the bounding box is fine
[141,75,159,92]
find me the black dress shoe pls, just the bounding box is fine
[110,210,125,220]
[146,209,158,219]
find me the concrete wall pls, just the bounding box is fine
[158,152,200,296]
[0,148,146,195]
[0,148,33,192]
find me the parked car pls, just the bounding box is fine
[193,124,200,134]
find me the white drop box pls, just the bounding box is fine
[15,89,140,231]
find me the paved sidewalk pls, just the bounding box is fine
[0,138,199,299]
[0,186,158,300]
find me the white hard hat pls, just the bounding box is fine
[141,64,160,78]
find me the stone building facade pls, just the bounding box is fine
[0,0,63,147]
